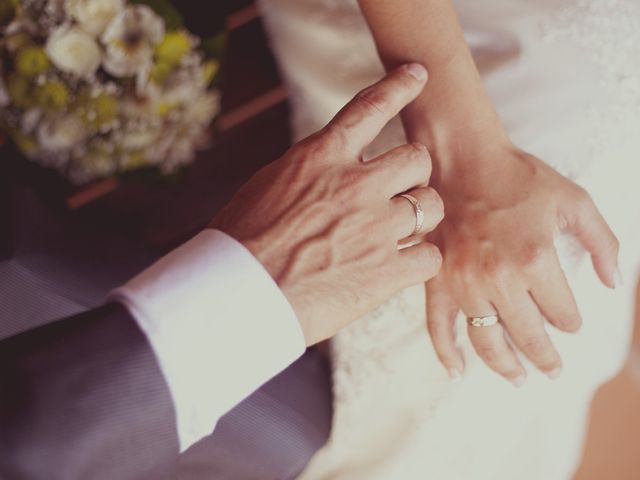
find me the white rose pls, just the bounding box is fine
[37,115,87,152]
[46,26,102,79]
[65,0,125,37]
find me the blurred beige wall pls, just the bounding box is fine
[574,276,640,480]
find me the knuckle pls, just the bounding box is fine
[573,185,593,207]
[417,144,433,177]
[427,316,447,336]
[573,187,598,217]
[316,126,345,154]
[348,177,371,203]
[354,86,388,115]
[401,145,432,184]
[480,254,510,280]
[424,187,444,215]
[475,343,501,363]
[518,241,548,270]
[535,352,561,372]
[423,243,443,269]
[449,252,470,276]
[335,168,369,203]
[407,142,431,167]
[495,305,518,323]
[292,133,334,162]
[456,266,479,294]
[285,140,307,161]
[413,243,443,280]
[369,239,395,266]
[520,335,551,358]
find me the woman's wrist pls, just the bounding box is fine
[385,49,516,191]
[404,111,511,189]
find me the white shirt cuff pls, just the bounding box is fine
[110,229,306,452]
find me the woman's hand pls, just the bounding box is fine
[356,0,619,385]
[425,142,620,385]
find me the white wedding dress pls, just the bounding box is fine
[257,1,640,478]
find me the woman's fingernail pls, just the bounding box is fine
[511,374,527,388]
[405,63,428,81]
[448,368,462,383]
[614,268,624,288]
[547,367,562,380]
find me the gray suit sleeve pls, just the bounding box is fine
[0,303,179,480]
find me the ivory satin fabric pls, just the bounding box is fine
[257,1,640,478]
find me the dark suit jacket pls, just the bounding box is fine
[0,304,332,480]
[0,304,179,479]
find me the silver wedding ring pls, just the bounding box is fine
[399,194,425,236]
[467,315,500,328]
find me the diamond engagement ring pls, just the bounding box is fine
[467,315,500,327]
[399,194,425,236]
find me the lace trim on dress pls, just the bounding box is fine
[540,0,640,160]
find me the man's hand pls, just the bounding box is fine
[212,64,444,346]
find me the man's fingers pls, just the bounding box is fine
[529,252,582,333]
[426,278,464,380]
[368,143,432,197]
[390,187,444,240]
[560,190,620,288]
[396,241,442,286]
[325,63,428,155]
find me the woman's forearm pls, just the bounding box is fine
[358,0,509,185]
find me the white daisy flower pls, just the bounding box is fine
[101,5,164,78]
[65,0,125,37]
[37,114,87,152]
[184,91,220,125]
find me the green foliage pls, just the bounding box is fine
[201,31,226,59]
[202,59,220,86]
[131,0,183,31]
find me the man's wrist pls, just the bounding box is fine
[110,229,306,451]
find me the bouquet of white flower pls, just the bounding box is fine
[0,0,222,184]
